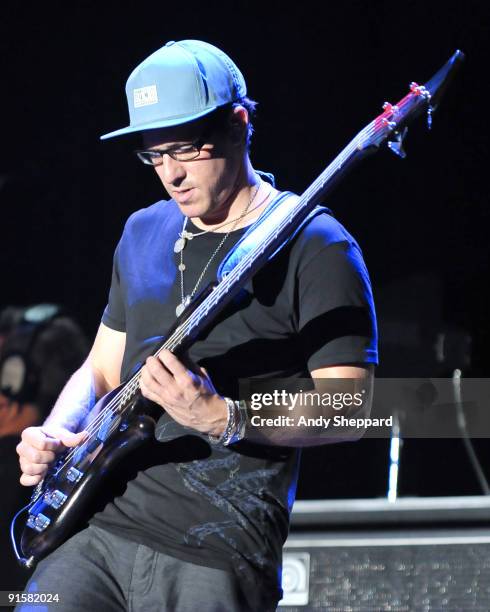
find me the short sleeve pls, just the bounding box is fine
[297,240,378,371]
[101,241,126,332]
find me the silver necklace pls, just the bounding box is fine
[173,179,263,254]
[175,179,261,317]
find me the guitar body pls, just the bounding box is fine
[20,388,156,566]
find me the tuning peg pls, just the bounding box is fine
[382,118,397,129]
[410,82,431,100]
[382,102,399,116]
[388,127,408,159]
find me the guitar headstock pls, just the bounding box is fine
[356,50,464,156]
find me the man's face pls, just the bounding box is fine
[142,115,243,222]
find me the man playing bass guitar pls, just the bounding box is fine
[16,40,377,611]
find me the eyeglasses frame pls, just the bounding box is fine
[135,136,209,166]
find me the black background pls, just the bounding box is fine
[1,1,489,499]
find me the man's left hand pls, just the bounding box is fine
[139,349,227,437]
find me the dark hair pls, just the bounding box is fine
[207,96,258,150]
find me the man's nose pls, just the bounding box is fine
[157,154,186,185]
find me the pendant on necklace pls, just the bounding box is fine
[176,295,191,317]
[174,237,186,253]
[174,231,194,253]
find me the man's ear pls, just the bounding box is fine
[229,105,249,145]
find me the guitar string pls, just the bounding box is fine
[56,91,421,471]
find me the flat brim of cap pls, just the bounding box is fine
[100,106,218,140]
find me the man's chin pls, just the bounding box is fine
[176,202,203,218]
[173,197,229,226]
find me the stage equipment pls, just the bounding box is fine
[280,496,490,610]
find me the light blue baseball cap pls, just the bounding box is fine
[100,39,247,140]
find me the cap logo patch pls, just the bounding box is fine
[133,85,158,108]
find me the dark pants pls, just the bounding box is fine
[16,524,278,611]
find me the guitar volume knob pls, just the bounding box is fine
[27,512,51,532]
[43,489,68,509]
[66,467,83,483]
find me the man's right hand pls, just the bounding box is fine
[16,425,87,486]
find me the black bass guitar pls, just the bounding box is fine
[13,50,464,568]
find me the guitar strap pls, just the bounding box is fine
[217,191,330,281]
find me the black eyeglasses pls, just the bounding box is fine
[135,137,207,166]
